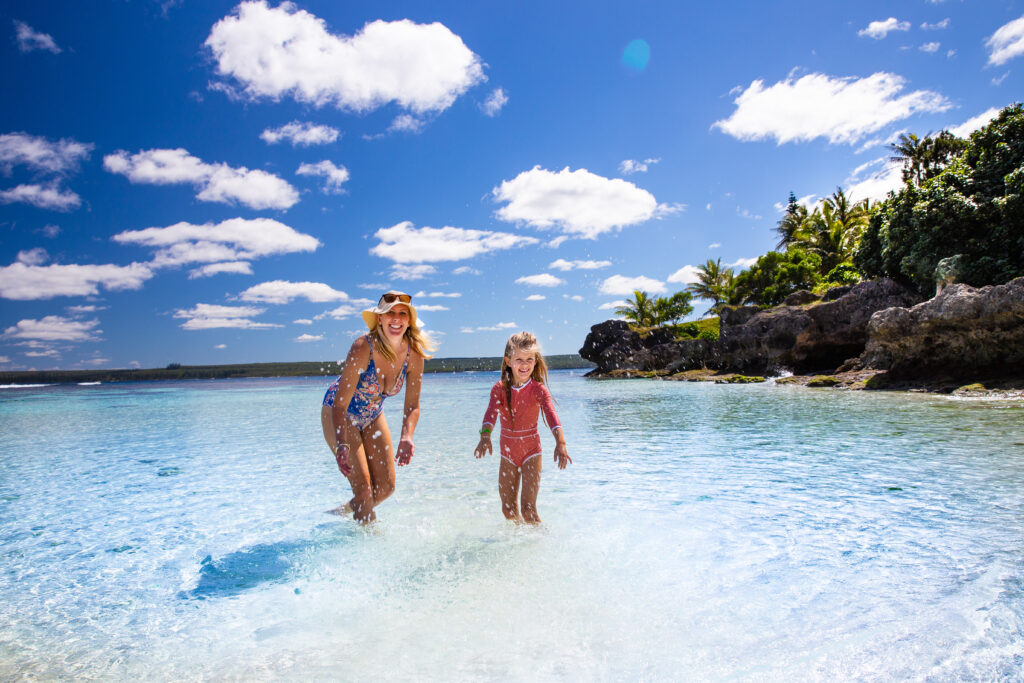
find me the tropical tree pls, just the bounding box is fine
[889,131,968,186]
[687,258,737,315]
[652,291,694,326]
[889,132,929,185]
[732,248,822,307]
[615,290,656,327]
[774,192,809,249]
[797,187,870,277]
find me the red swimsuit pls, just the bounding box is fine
[482,379,561,468]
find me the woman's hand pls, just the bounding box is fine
[554,442,572,469]
[334,442,352,476]
[474,435,492,458]
[396,438,415,466]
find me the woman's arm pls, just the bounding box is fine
[395,351,425,466]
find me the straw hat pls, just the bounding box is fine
[362,291,417,330]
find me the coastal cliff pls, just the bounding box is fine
[580,277,1024,391]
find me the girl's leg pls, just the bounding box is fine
[361,414,397,510]
[519,456,543,524]
[497,457,522,522]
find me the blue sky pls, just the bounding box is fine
[1,0,1022,369]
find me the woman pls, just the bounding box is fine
[321,291,433,523]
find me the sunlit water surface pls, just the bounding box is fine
[2,372,1023,680]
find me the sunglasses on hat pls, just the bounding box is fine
[379,292,412,305]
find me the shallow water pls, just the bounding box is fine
[1,372,1023,680]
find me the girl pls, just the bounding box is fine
[321,291,433,523]
[473,331,571,524]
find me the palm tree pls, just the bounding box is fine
[615,290,655,327]
[774,192,809,249]
[652,291,694,326]
[889,132,928,185]
[795,187,869,276]
[686,258,736,316]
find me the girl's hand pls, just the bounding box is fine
[396,438,414,466]
[334,443,352,477]
[554,442,572,469]
[474,436,492,458]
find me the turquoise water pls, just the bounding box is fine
[1,372,1023,680]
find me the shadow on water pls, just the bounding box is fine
[179,524,358,600]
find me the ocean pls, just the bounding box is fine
[1,371,1023,680]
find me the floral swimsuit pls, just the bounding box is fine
[323,335,409,430]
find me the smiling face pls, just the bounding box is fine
[377,304,410,343]
[506,347,537,386]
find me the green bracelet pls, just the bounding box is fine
[479,426,492,435]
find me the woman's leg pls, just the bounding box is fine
[361,413,397,510]
[519,455,543,524]
[497,457,522,522]
[344,426,376,523]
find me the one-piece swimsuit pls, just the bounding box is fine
[323,335,409,430]
[481,379,561,468]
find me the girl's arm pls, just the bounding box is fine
[395,352,425,466]
[538,384,571,469]
[474,384,502,458]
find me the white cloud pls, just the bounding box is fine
[481,88,508,116]
[3,316,100,341]
[708,242,721,249]
[598,300,628,310]
[389,114,425,134]
[104,148,299,210]
[515,273,565,287]
[986,15,1024,66]
[737,207,762,220]
[42,224,60,238]
[549,258,612,271]
[239,280,350,304]
[414,290,461,298]
[0,183,81,211]
[66,304,105,314]
[0,356,9,363]
[453,266,481,275]
[14,21,61,54]
[0,261,153,300]
[294,319,313,325]
[371,221,538,263]
[417,304,450,311]
[858,18,911,39]
[358,282,388,290]
[113,217,319,267]
[493,166,680,239]
[726,257,759,269]
[921,19,950,30]
[295,333,323,342]
[713,72,950,145]
[389,264,437,280]
[205,2,485,114]
[0,133,92,174]
[948,107,1001,138]
[992,72,1010,86]
[920,42,940,53]
[845,158,903,202]
[314,304,362,320]
[296,160,350,194]
[188,261,253,279]
[525,294,545,301]
[618,157,660,174]
[599,274,666,295]
[17,248,48,266]
[461,322,517,333]
[214,344,227,349]
[260,121,339,146]
[173,303,281,330]
[667,265,701,284]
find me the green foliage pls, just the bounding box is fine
[824,262,861,285]
[698,328,719,341]
[615,290,656,327]
[618,289,694,329]
[166,362,182,369]
[855,103,1024,294]
[732,248,822,307]
[686,258,738,316]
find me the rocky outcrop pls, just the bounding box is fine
[852,276,1024,380]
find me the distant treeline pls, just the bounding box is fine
[0,354,593,385]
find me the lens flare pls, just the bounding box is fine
[622,39,650,72]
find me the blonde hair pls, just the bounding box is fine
[370,314,435,362]
[500,331,549,427]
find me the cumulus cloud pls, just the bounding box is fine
[0,183,80,211]
[727,257,759,269]
[16,248,48,266]
[619,157,660,174]
[3,316,100,341]
[453,266,481,275]
[188,261,253,279]
[295,333,323,342]
[920,42,940,53]
[948,107,1002,138]
[525,294,545,301]
[173,303,281,330]
[713,72,950,146]
[238,280,350,304]
[104,148,299,210]
[113,217,319,268]
[205,2,485,114]
[461,322,517,333]
[371,221,538,263]
[481,88,508,116]
[921,19,950,30]
[389,264,437,280]
[515,273,565,287]
[314,304,362,320]
[417,304,450,311]
[858,18,910,39]
[493,166,680,239]
[389,114,425,134]
[296,160,350,193]
[986,16,1024,66]
[549,258,612,271]
[260,121,340,146]
[667,265,701,284]
[14,21,61,54]
[598,300,628,310]
[599,274,666,296]
[0,133,92,175]
[414,290,461,298]
[0,261,153,300]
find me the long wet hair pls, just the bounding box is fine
[500,331,550,427]
[371,308,435,363]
